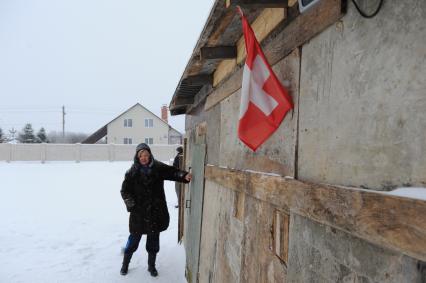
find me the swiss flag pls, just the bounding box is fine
[237,8,293,151]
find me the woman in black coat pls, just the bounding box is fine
[120,143,191,277]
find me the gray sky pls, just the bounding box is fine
[0,0,214,135]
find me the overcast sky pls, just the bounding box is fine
[0,0,214,135]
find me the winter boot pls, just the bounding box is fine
[147,253,158,277]
[120,253,132,276]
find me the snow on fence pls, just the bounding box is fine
[0,143,179,162]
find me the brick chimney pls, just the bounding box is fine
[161,105,168,123]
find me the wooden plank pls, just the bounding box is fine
[272,210,289,264]
[183,75,213,86]
[200,46,237,60]
[288,0,298,6]
[206,0,345,110]
[185,145,207,283]
[205,165,426,261]
[175,96,195,105]
[233,191,246,221]
[213,59,238,87]
[184,85,212,115]
[227,0,288,8]
[207,9,237,46]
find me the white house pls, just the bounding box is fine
[82,103,182,145]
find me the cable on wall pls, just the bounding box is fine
[351,0,384,18]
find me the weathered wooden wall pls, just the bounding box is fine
[182,0,426,282]
[201,166,426,282]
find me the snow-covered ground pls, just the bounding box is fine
[0,161,185,283]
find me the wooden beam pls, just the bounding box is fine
[173,95,194,105]
[170,106,188,116]
[226,0,288,8]
[205,165,426,261]
[200,46,237,60]
[183,75,213,86]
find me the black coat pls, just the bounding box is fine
[121,157,189,234]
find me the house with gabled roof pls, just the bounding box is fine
[82,103,182,145]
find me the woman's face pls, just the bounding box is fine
[138,150,151,166]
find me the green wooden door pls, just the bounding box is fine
[184,144,206,283]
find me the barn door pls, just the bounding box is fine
[184,143,206,283]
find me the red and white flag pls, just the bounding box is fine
[237,8,293,151]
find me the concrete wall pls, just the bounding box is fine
[287,215,423,283]
[0,143,179,162]
[298,0,426,190]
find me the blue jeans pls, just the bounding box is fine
[124,233,160,255]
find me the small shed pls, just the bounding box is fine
[170,0,426,282]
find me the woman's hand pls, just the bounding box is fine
[185,173,192,182]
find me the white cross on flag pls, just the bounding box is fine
[237,8,293,151]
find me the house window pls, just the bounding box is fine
[124,138,133,144]
[144,138,153,145]
[144,118,153,128]
[124,119,133,127]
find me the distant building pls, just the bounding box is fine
[82,103,182,145]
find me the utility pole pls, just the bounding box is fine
[62,105,66,140]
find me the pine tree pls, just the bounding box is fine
[18,123,36,143]
[36,127,48,143]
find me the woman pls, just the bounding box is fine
[120,143,191,277]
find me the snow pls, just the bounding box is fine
[384,187,426,201]
[0,161,186,283]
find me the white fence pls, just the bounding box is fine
[0,143,179,163]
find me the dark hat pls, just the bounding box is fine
[136,143,152,155]
[176,146,183,153]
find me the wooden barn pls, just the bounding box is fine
[169,0,426,282]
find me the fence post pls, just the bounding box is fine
[10,143,14,162]
[41,143,47,163]
[76,143,81,163]
[6,143,12,163]
[109,143,115,162]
